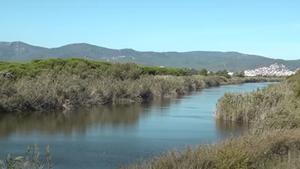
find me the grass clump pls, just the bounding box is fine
[216,72,300,131]
[125,129,300,169]
[0,145,52,169]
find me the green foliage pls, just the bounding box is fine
[107,63,142,80]
[0,58,112,79]
[199,69,208,76]
[233,71,245,77]
[215,70,231,78]
[0,58,199,80]
[141,66,192,76]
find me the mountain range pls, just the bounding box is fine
[0,41,299,71]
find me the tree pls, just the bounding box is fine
[199,69,208,76]
[233,71,245,77]
[215,70,231,78]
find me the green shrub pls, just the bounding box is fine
[199,69,208,76]
[141,66,193,76]
[215,70,231,78]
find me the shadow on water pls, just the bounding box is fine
[0,97,181,138]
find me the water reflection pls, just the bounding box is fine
[215,119,249,137]
[0,99,178,137]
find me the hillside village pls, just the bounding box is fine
[244,63,296,77]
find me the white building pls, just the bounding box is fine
[244,63,296,77]
[228,72,234,76]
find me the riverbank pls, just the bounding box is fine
[125,129,300,169]
[0,58,281,113]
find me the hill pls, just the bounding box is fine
[0,41,299,71]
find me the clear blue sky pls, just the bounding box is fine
[1,0,299,60]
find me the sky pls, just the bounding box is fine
[0,0,299,60]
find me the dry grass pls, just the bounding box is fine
[124,129,300,169]
[216,74,300,131]
[0,145,52,169]
[0,72,231,112]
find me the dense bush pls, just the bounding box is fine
[214,70,231,78]
[141,66,196,76]
[0,58,197,79]
[233,71,245,77]
[199,69,208,76]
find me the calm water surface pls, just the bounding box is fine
[0,83,273,169]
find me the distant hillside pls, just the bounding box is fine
[0,41,299,71]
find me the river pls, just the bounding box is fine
[0,82,273,169]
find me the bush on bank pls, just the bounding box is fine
[216,72,300,131]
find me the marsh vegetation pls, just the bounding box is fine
[0,58,278,113]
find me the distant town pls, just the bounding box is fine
[243,63,297,77]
